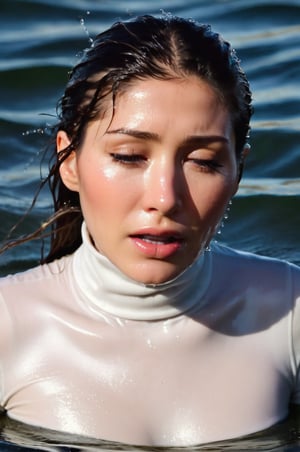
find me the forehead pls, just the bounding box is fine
[82,76,234,147]
[99,77,231,135]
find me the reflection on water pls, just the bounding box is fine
[1,408,300,451]
[1,0,300,450]
[239,178,300,196]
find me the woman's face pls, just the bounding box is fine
[58,77,240,284]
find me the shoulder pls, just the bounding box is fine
[202,243,300,338]
[210,242,300,303]
[0,254,75,313]
[0,254,72,287]
[0,254,77,348]
[211,241,300,275]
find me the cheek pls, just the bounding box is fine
[189,177,235,219]
[77,162,113,212]
[78,163,139,214]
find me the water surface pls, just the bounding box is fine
[1,0,300,449]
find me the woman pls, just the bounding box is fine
[0,14,299,447]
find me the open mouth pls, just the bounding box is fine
[134,234,182,244]
[129,233,184,258]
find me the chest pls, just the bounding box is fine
[3,316,291,446]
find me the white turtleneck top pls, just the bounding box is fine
[0,223,300,447]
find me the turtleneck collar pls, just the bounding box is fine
[72,222,212,321]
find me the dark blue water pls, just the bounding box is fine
[1,0,300,449]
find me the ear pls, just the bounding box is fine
[57,130,80,192]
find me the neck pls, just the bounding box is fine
[72,223,212,321]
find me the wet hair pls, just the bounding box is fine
[2,14,253,263]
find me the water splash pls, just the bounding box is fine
[22,128,46,136]
[21,124,52,173]
[79,11,94,45]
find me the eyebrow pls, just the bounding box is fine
[105,128,229,146]
[106,128,160,141]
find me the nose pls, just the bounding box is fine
[143,159,183,215]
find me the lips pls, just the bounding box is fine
[129,229,184,259]
[135,234,182,244]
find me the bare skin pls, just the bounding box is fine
[58,76,240,285]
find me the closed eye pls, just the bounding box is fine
[188,158,223,172]
[110,153,146,165]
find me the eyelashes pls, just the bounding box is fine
[187,158,223,172]
[110,153,145,165]
[110,152,223,174]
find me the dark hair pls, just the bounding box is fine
[2,14,253,263]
